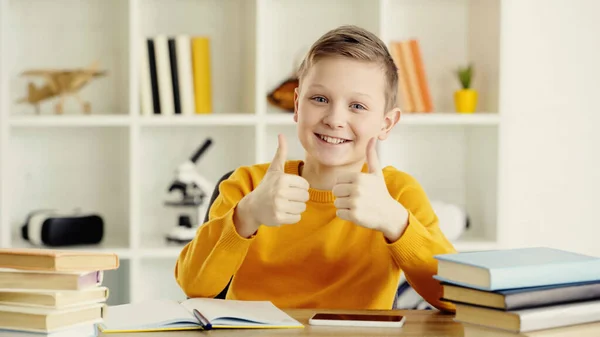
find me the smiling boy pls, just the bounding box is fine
[175,25,456,312]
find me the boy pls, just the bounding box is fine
[175,25,456,312]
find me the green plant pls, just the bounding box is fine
[457,64,474,89]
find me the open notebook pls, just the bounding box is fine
[98,298,304,333]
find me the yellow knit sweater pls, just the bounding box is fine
[175,160,456,312]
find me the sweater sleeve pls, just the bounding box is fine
[386,181,457,313]
[174,167,256,298]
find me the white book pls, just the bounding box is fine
[0,323,97,337]
[0,286,109,309]
[175,35,195,116]
[0,303,105,333]
[139,37,153,116]
[153,35,174,116]
[464,321,600,337]
[455,300,600,333]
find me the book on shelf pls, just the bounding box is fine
[191,36,212,114]
[140,34,212,117]
[98,298,303,333]
[389,39,433,113]
[153,35,175,116]
[168,37,182,115]
[142,38,160,115]
[175,35,195,115]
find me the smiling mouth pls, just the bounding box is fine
[315,133,352,145]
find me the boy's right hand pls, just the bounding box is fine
[236,134,310,235]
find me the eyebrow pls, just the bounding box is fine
[307,84,373,99]
[307,84,327,90]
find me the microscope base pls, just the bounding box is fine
[165,221,198,244]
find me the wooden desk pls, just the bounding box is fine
[98,308,463,336]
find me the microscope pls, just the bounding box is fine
[164,138,214,243]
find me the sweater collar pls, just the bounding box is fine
[284,160,368,203]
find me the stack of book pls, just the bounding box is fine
[434,247,600,336]
[0,248,119,337]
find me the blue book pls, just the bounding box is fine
[433,247,600,291]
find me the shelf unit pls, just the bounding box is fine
[0,0,501,306]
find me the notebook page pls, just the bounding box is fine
[102,300,197,330]
[181,298,300,326]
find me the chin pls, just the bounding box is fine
[312,154,351,167]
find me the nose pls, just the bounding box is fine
[322,104,346,129]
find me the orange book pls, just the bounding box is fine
[390,42,414,112]
[191,37,212,114]
[409,39,433,112]
[399,40,424,112]
[0,248,119,272]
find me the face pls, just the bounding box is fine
[294,56,400,168]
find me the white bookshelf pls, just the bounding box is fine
[0,0,502,305]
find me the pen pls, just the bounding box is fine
[193,309,213,330]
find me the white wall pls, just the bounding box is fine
[499,0,600,255]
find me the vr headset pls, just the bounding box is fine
[21,210,104,247]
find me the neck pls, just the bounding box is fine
[300,155,366,190]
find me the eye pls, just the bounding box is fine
[350,103,366,110]
[311,96,328,103]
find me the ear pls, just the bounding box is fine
[293,87,300,123]
[378,107,401,140]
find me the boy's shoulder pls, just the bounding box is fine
[229,160,298,177]
[234,162,271,174]
[381,165,423,194]
[227,161,271,181]
[225,160,301,187]
[232,159,302,175]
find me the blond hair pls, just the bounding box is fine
[296,25,398,111]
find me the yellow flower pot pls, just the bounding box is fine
[454,89,478,113]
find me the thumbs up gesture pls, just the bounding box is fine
[332,138,409,241]
[245,134,310,228]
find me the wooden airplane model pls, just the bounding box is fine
[16,61,107,114]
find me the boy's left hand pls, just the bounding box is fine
[333,138,409,242]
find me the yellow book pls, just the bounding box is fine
[0,248,119,272]
[98,298,303,333]
[0,287,109,309]
[0,268,102,290]
[191,37,212,114]
[0,302,105,333]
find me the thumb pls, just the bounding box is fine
[268,133,288,172]
[366,137,382,176]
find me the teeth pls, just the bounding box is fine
[319,134,347,144]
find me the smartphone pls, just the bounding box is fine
[308,313,406,328]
